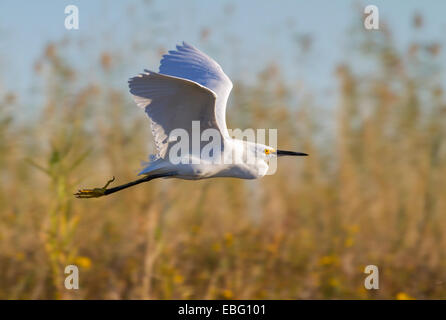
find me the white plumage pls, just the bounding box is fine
[128,42,306,180]
[75,42,307,198]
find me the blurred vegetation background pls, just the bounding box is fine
[0,2,446,299]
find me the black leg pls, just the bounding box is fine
[74,172,177,198]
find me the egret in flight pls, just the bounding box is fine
[75,42,307,198]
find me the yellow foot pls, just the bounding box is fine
[74,176,115,199]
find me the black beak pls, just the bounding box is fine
[276,150,308,157]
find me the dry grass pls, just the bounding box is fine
[0,20,445,299]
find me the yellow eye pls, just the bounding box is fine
[264,149,270,155]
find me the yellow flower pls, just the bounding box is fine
[348,225,360,234]
[75,256,92,269]
[266,243,278,254]
[396,292,415,300]
[222,289,233,299]
[224,233,234,247]
[329,277,340,288]
[344,237,354,248]
[173,274,184,284]
[319,255,339,266]
[212,243,222,252]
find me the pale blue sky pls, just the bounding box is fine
[1,0,445,110]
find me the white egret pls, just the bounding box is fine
[75,42,307,198]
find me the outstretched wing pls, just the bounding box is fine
[159,42,233,137]
[128,70,222,159]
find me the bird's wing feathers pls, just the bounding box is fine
[128,70,221,158]
[159,42,233,137]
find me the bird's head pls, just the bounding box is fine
[248,143,308,177]
[255,143,308,160]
